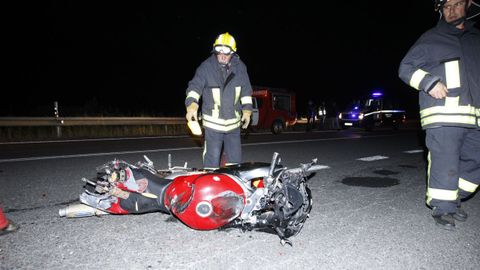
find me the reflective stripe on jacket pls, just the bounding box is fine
[398,20,480,129]
[185,54,253,132]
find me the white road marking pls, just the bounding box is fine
[357,155,389,161]
[0,129,339,145]
[0,134,396,163]
[0,146,202,163]
[403,149,424,154]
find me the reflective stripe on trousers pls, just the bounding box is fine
[426,127,480,214]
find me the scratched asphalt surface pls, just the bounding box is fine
[0,130,479,270]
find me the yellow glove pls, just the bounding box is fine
[241,110,252,129]
[186,103,199,122]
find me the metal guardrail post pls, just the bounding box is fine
[54,101,62,138]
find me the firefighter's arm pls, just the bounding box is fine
[239,67,253,110]
[186,65,208,121]
[398,42,442,93]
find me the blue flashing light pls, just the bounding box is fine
[372,92,383,97]
[354,106,359,110]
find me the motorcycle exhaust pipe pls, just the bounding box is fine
[59,203,109,218]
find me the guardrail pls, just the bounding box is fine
[0,117,189,142]
[0,117,186,126]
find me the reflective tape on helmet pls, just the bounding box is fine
[427,187,458,201]
[459,178,478,193]
[410,69,428,90]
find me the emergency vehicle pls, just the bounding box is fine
[338,91,406,131]
[250,87,297,134]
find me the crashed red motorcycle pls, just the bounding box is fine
[60,152,326,245]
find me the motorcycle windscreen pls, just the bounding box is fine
[165,173,246,230]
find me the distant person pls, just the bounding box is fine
[330,101,340,130]
[317,101,327,129]
[185,32,253,169]
[306,100,316,131]
[398,0,480,230]
[0,207,18,236]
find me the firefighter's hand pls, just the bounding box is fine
[428,81,448,99]
[241,110,252,129]
[186,103,199,122]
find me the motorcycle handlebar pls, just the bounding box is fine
[306,164,329,173]
[284,164,328,175]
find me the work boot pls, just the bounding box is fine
[432,213,455,231]
[0,219,19,236]
[453,205,467,222]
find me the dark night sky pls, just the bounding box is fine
[4,1,478,117]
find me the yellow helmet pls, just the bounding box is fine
[213,32,237,53]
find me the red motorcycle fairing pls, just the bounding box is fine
[165,173,246,230]
[107,199,130,214]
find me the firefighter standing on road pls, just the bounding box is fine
[185,32,253,169]
[398,0,480,230]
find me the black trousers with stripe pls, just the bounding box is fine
[203,127,241,168]
[426,127,480,214]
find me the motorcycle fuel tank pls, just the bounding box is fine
[164,173,246,230]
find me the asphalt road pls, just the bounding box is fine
[0,128,479,270]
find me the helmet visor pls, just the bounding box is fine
[214,45,234,55]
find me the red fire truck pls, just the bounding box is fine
[250,87,297,134]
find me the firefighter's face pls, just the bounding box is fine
[216,53,232,65]
[442,0,468,23]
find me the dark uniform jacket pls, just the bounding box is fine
[185,54,253,132]
[398,19,480,129]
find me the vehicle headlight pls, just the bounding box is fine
[359,113,364,120]
[338,113,342,119]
